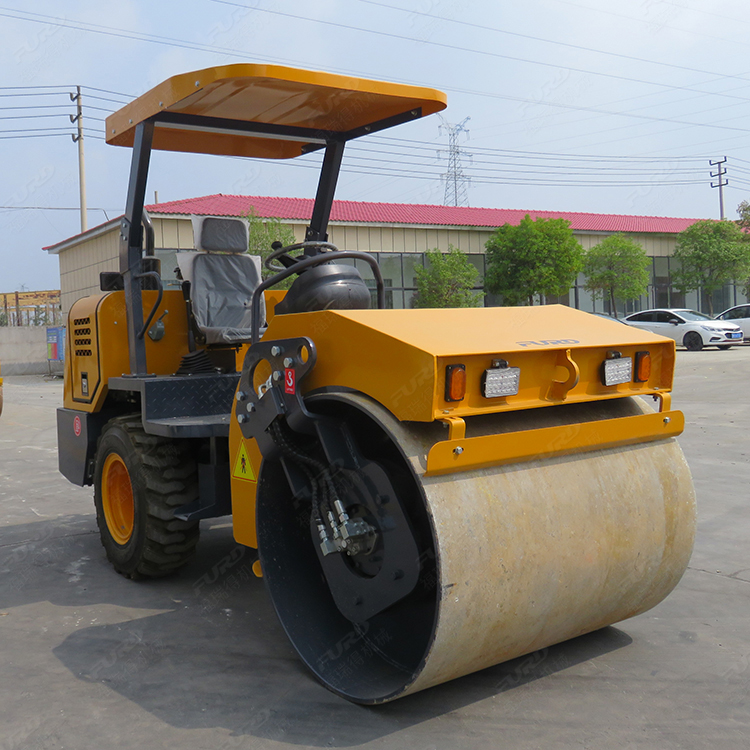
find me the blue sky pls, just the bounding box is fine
[3,0,750,291]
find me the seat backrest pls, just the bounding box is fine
[194,215,249,253]
[176,217,264,345]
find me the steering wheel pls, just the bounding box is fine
[265,241,340,272]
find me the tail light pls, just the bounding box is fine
[445,364,466,402]
[634,351,651,382]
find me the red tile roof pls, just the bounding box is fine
[45,194,705,252]
[146,193,702,234]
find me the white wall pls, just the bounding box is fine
[0,327,53,375]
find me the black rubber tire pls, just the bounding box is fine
[93,414,200,579]
[684,332,704,351]
[718,345,732,350]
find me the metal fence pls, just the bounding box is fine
[0,290,63,327]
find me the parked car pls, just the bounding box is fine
[622,308,743,351]
[589,312,628,323]
[715,304,750,341]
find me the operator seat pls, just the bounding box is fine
[176,216,265,345]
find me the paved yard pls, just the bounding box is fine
[0,346,748,749]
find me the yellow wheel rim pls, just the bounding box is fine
[102,453,135,545]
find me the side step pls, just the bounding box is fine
[108,373,240,437]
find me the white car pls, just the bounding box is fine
[622,308,743,351]
[715,304,750,341]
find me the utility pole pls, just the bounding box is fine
[70,86,87,232]
[439,116,471,207]
[710,157,728,220]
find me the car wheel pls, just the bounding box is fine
[718,345,732,350]
[684,332,703,351]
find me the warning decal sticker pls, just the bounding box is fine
[233,442,257,482]
[284,367,295,394]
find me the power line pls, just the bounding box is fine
[0,84,72,90]
[81,85,135,99]
[356,0,750,85]
[83,104,120,113]
[0,126,72,134]
[343,151,708,177]
[0,86,723,180]
[4,83,723,170]
[0,87,724,189]
[0,133,69,140]
[0,7,296,69]
[503,96,750,153]
[639,0,750,31]
[0,205,116,211]
[83,93,130,106]
[551,0,750,52]
[0,104,73,111]
[3,4,750,141]
[0,92,741,201]
[0,114,71,120]
[368,135,711,162]
[223,151,709,187]
[211,0,750,105]
[474,73,750,149]
[0,92,69,98]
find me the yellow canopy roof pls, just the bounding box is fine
[105,63,447,159]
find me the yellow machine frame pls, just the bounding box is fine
[56,63,694,706]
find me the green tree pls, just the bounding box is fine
[671,219,750,315]
[582,233,650,318]
[484,215,583,306]
[735,201,750,296]
[246,208,297,288]
[736,200,750,230]
[412,246,482,308]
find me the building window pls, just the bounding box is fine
[340,252,487,309]
[254,248,750,314]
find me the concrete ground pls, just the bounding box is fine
[0,348,748,750]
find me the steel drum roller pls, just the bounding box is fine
[256,391,696,704]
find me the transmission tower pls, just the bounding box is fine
[439,116,471,207]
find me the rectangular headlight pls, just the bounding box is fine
[482,365,520,398]
[601,356,632,387]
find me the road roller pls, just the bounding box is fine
[56,63,695,704]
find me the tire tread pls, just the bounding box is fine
[94,414,200,580]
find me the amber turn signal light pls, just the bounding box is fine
[634,351,651,382]
[445,364,466,402]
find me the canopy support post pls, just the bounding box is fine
[305,141,345,250]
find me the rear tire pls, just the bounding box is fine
[684,332,704,351]
[93,415,200,579]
